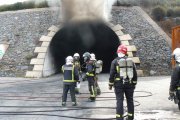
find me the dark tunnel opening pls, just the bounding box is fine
[50,21,120,73]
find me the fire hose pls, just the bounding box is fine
[0,91,153,120]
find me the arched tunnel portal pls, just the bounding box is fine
[49,21,120,73]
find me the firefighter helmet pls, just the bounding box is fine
[117,44,128,55]
[66,56,73,64]
[74,53,80,57]
[173,48,180,63]
[73,53,80,61]
[90,53,96,61]
[83,52,91,62]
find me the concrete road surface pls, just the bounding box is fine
[0,74,179,120]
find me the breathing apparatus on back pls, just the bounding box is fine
[90,53,103,74]
[117,45,134,84]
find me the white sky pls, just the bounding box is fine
[0,0,29,5]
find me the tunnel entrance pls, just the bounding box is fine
[50,21,120,73]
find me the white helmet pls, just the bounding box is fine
[173,48,180,63]
[90,53,96,61]
[73,53,80,61]
[66,56,73,65]
[73,53,80,57]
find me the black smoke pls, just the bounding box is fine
[50,21,120,73]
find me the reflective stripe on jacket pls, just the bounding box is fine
[86,60,96,77]
[109,57,137,85]
[62,64,79,83]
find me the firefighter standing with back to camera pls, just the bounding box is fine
[109,45,137,120]
[61,56,79,106]
[83,52,96,102]
[169,48,180,110]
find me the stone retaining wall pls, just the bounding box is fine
[0,8,59,77]
[0,6,172,77]
[111,6,171,75]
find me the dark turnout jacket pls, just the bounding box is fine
[85,60,96,77]
[62,64,79,84]
[170,65,180,91]
[109,57,137,87]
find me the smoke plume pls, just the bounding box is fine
[36,0,116,22]
[50,21,120,73]
[61,0,116,22]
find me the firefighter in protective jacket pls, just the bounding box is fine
[73,53,81,94]
[169,48,180,110]
[83,52,96,102]
[90,53,101,95]
[62,56,79,106]
[109,45,137,120]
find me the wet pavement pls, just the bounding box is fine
[0,74,179,120]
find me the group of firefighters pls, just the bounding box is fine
[61,52,102,106]
[61,44,180,120]
[61,44,137,120]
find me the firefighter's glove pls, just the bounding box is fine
[169,90,175,100]
[82,76,87,81]
[108,82,114,90]
[109,85,113,90]
[131,80,137,86]
[82,78,86,81]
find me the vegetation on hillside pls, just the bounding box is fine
[115,0,180,37]
[0,0,49,12]
[0,0,179,37]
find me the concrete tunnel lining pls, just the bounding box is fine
[43,21,120,76]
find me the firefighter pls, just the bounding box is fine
[73,53,81,94]
[90,53,101,95]
[109,45,137,120]
[83,52,96,102]
[169,48,180,110]
[61,56,79,106]
[172,48,180,66]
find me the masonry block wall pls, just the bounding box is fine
[0,7,171,77]
[111,7,171,75]
[0,8,59,77]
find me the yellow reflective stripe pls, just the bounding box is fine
[116,66,120,73]
[86,72,94,76]
[109,82,114,85]
[128,113,133,116]
[91,86,95,97]
[72,65,74,80]
[116,114,121,118]
[115,78,120,80]
[90,95,95,97]
[63,80,76,82]
[133,81,137,83]
[177,87,180,90]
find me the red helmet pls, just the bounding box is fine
[117,44,127,54]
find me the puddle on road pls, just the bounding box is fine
[135,110,179,120]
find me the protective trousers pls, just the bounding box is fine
[114,85,134,120]
[177,90,180,110]
[87,77,96,101]
[62,83,76,103]
[95,75,101,95]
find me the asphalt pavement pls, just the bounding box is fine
[0,74,179,120]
